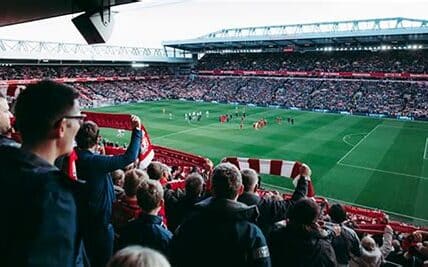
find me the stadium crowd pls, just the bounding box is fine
[1,81,428,267]
[74,77,428,119]
[198,51,428,73]
[0,65,172,80]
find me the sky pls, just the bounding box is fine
[0,0,426,48]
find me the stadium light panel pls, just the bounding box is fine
[131,63,149,68]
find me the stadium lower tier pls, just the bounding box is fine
[71,77,428,119]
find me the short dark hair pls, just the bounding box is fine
[137,179,164,212]
[240,168,259,192]
[15,80,79,145]
[146,161,167,181]
[185,173,204,197]
[288,198,320,226]
[328,203,347,224]
[124,169,148,197]
[211,163,242,199]
[75,121,99,149]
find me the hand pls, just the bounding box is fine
[300,164,312,177]
[384,225,393,233]
[130,115,141,130]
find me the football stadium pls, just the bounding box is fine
[0,1,427,266]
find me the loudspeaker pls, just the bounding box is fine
[72,9,115,44]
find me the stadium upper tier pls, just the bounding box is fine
[0,65,173,80]
[197,51,428,74]
[164,17,428,53]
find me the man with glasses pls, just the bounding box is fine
[0,80,86,267]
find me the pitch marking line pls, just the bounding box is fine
[337,124,381,164]
[261,182,428,223]
[342,133,367,147]
[424,137,428,160]
[337,162,428,181]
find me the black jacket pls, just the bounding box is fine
[118,213,173,257]
[270,223,337,267]
[329,224,362,264]
[170,197,271,267]
[238,176,308,236]
[0,146,84,267]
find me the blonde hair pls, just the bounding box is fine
[107,246,170,267]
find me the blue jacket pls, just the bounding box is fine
[76,128,142,227]
[118,213,173,257]
[0,146,84,267]
[0,135,20,148]
[170,197,271,267]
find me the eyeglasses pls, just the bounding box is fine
[63,114,87,125]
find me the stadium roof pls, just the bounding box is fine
[163,17,428,53]
[0,0,139,27]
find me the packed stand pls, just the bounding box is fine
[0,65,173,80]
[198,51,428,73]
[73,76,428,119]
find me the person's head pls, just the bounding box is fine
[137,179,164,214]
[0,93,13,135]
[75,121,99,150]
[124,169,148,197]
[288,198,320,229]
[392,240,401,251]
[328,203,347,224]
[211,162,243,200]
[361,236,377,251]
[107,246,170,267]
[14,80,83,154]
[112,169,125,187]
[185,173,204,198]
[146,161,170,181]
[241,168,259,193]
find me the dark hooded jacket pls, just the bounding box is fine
[170,197,271,267]
[269,223,337,267]
[0,146,84,267]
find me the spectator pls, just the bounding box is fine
[170,162,271,267]
[0,80,85,266]
[112,169,148,233]
[118,179,173,257]
[385,239,406,266]
[238,167,308,236]
[75,117,142,267]
[350,225,393,267]
[327,203,362,267]
[269,198,337,267]
[165,172,206,232]
[107,246,170,267]
[146,161,170,186]
[0,93,18,147]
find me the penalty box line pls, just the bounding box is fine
[337,124,381,164]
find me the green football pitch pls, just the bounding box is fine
[90,100,428,224]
